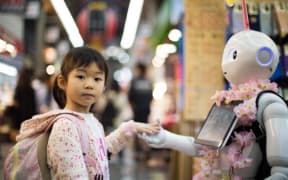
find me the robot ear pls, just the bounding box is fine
[256,47,275,67]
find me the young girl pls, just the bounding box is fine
[16,47,159,179]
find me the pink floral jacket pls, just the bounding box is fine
[16,109,136,180]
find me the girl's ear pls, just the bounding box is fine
[57,75,66,90]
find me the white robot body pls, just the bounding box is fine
[257,92,288,178]
[141,30,288,179]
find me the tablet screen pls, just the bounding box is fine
[195,103,238,148]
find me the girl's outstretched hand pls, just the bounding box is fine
[134,121,160,135]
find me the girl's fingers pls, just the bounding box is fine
[134,122,160,134]
[143,126,160,134]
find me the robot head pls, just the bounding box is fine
[222,30,279,85]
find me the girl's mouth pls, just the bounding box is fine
[82,94,95,99]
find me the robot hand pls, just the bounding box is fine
[139,127,168,148]
[139,127,204,157]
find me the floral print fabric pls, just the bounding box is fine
[47,113,135,180]
[47,117,108,180]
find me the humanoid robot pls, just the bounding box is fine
[141,29,288,179]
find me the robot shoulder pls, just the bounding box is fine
[256,90,288,126]
[256,90,287,106]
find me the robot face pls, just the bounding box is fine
[222,30,279,85]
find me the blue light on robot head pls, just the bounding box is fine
[256,47,274,67]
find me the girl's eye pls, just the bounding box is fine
[76,75,85,79]
[94,77,102,81]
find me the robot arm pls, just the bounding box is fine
[256,91,288,179]
[140,128,203,157]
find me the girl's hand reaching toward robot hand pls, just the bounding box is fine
[138,119,169,148]
[117,120,160,137]
[139,119,210,157]
[134,120,161,135]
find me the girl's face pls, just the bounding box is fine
[63,62,106,113]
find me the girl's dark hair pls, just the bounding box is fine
[53,46,109,109]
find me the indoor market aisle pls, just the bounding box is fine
[109,147,169,180]
[0,142,170,180]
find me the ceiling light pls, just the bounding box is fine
[50,0,84,47]
[120,0,144,49]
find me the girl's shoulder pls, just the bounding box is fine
[50,113,88,140]
[52,111,86,128]
[16,110,85,141]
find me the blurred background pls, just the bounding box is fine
[0,0,182,179]
[1,0,288,179]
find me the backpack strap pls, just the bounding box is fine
[38,131,51,180]
[37,113,90,179]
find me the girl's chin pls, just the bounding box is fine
[82,103,94,108]
[75,102,94,110]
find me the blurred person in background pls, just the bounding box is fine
[128,62,153,161]
[2,67,38,140]
[32,73,55,113]
[97,79,132,163]
[99,80,120,134]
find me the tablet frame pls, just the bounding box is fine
[195,103,238,149]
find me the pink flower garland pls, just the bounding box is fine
[211,79,278,125]
[193,79,278,180]
[227,130,255,169]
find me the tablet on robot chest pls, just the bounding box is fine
[195,103,238,149]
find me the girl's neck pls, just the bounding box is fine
[64,105,90,114]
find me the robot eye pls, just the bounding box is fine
[233,50,237,60]
[226,49,238,62]
[256,47,274,67]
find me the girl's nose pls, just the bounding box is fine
[84,78,94,89]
